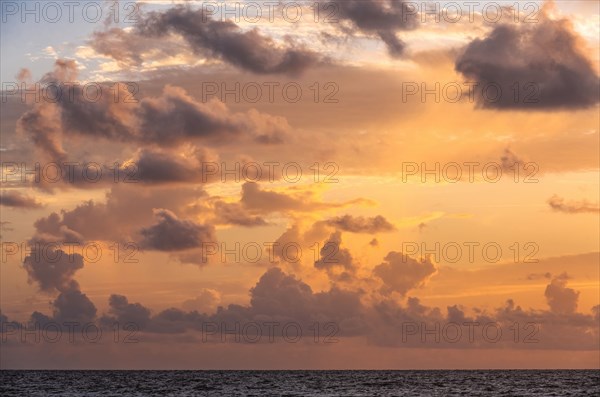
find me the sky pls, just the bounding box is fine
[0,0,599,369]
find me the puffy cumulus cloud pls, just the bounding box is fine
[17,61,290,163]
[314,231,357,282]
[455,8,600,109]
[102,294,152,329]
[182,288,221,314]
[547,195,600,214]
[249,267,317,321]
[323,215,395,234]
[326,0,418,57]
[135,85,289,145]
[139,209,216,252]
[373,252,437,296]
[545,273,579,314]
[22,249,84,293]
[131,146,219,185]
[30,185,205,244]
[5,266,599,350]
[91,5,321,75]
[12,266,594,350]
[16,60,133,165]
[0,190,43,208]
[51,281,97,324]
[269,221,330,267]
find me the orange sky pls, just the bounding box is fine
[0,0,599,369]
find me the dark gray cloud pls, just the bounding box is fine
[132,148,215,185]
[324,215,395,233]
[0,190,43,208]
[328,0,418,57]
[104,294,152,329]
[139,209,216,251]
[52,281,97,324]
[92,5,320,75]
[455,14,600,109]
[314,231,356,281]
[23,249,84,293]
[548,195,599,214]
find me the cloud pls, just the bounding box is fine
[139,209,216,252]
[17,61,290,163]
[314,231,356,281]
[548,195,599,214]
[327,0,418,57]
[240,182,370,214]
[455,9,600,109]
[104,294,152,329]
[52,281,97,324]
[0,190,43,208]
[213,201,268,227]
[6,265,599,351]
[181,288,221,314]
[500,147,525,172]
[373,252,437,296]
[545,273,579,314]
[526,272,552,281]
[91,5,321,75]
[30,185,205,244]
[324,215,395,233]
[132,147,219,185]
[22,248,85,293]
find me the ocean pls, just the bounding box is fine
[1,370,599,396]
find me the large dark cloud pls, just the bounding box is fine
[92,5,320,75]
[139,209,216,252]
[455,13,600,109]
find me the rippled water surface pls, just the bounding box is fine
[1,370,599,396]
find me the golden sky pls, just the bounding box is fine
[0,0,599,369]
